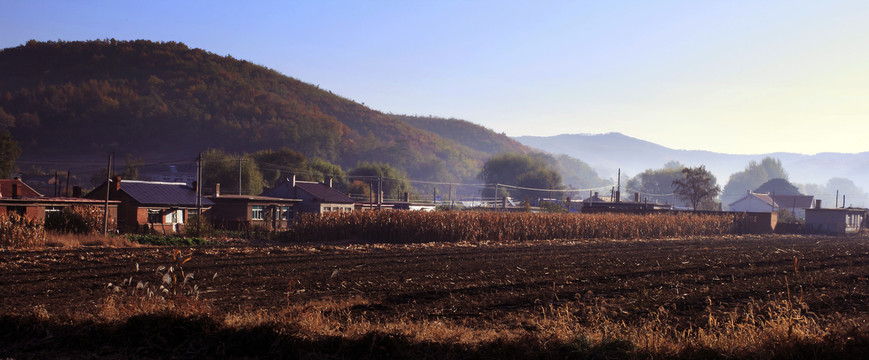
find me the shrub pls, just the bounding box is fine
[44,206,108,234]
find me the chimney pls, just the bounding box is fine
[291,175,296,188]
[403,192,409,202]
[72,186,82,198]
[634,192,640,202]
[327,177,333,188]
[192,181,198,193]
[215,183,221,197]
[113,176,122,191]
[12,183,19,199]
[815,199,821,209]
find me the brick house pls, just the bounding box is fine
[1,178,118,227]
[261,176,354,214]
[208,184,300,230]
[85,177,212,234]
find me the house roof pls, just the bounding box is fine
[208,194,301,203]
[295,182,356,204]
[90,180,214,207]
[729,193,777,208]
[730,193,815,210]
[0,179,42,198]
[770,194,814,209]
[262,180,355,204]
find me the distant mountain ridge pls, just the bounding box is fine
[514,132,869,188]
[0,40,611,190]
[0,40,533,183]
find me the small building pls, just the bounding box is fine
[261,177,355,214]
[1,178,118,226]
[85,177,212,234]
[208,184,300,230]
[728,192,814,219]
[805,207,867,235]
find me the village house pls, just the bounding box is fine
[805,207,867,235]
[261,176,355,214]
[85,177,211,234]
[728,192,814,219]
[0,178,118,225]
[207,183,300,230]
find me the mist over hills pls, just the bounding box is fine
[514,132,869,192]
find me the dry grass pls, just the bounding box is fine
[54,289,862,359]
[43,232,138,248]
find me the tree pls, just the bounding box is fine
[305,157,347,190]
[120,153,143,180]
[348,162,412,201]
[202,148,264,195]
[0,131,21,178]
[626,164,685,205]
[754,178,801,195]
[722,157,788,203]
[252,147,306,188]
[479,153,564,202]
[672,166,720,210]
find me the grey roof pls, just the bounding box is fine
[262,180,355,204]
[118,180,213,207]
[295,182,355,204]
[770,194,814,209]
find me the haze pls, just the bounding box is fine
[3,1,867,155]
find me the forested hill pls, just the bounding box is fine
[0,39,531,182]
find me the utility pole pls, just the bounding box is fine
[377,176,383,210]
[238,158,242,195]
[449,183,453,210]
[103,153,112,236]
[196,153,202,236]
[65,170,70,197]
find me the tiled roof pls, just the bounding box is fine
[0,179,42,198]
[770,194,814,209]
[117,180,213,207]
[261,180,355,204]
[295,182,355,204]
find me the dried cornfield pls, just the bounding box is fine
[284,211,740,243]
[0,213,45,248]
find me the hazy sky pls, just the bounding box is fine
[2,1,868,155]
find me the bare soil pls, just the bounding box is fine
[2,234,868,326]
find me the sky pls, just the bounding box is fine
[2,1,868,155]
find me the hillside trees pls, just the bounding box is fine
[672,166,720,210]
[626,162,686,206]
[479,153,564,201]
[0,40,544,184]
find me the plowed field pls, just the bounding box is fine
[2,235,868,324]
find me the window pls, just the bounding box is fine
[147,209,162,224]
[281,206,292,220]
[252,206,264,220]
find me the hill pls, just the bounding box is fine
[514,132,869,192]
[0,40,516,183]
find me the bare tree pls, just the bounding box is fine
[672,166,720,210]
